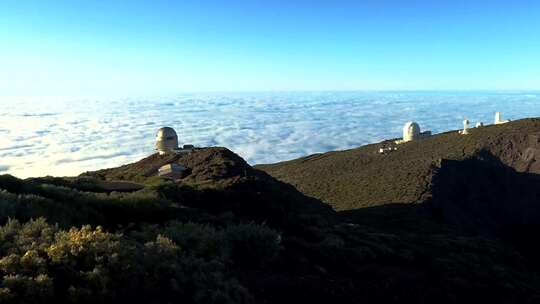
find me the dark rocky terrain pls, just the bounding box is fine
[2,119,540,303]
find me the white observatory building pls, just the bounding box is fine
[403,122,421,142]
[155,127,179,155]
[395,121,431,144]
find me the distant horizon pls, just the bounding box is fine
[2,89,540,100]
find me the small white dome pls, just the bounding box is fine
[403,122,421,142]
[155,127,179,155]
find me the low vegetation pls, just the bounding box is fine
[0,172,539,303]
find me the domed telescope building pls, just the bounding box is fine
[403,122,421,142]
[155,127,179,155]
[395,121,432,144]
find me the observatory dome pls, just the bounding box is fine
[403,122,421,142]
[155,127,179,155]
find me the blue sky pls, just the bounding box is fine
[1,0,539,96]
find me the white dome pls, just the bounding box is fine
[403,122,420,142]
[155,127,179,154]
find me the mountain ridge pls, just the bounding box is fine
[257,118,540,210]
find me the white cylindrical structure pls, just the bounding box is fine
[495,112,509,124]
[403,122,421,142]
[462,119,470,135]
[155,127,179,155]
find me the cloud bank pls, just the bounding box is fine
[1,92,539,178]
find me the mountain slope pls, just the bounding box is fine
[257,118,540,211]
[82,147,334,227]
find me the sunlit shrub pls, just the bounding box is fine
[0,219,253,304]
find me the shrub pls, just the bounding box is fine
[220,223,281,268]
[0,219,253,304]
[0,175,27,194]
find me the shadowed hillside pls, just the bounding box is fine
[259,118,540,269]
[82,147,335,226]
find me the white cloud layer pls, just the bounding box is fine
[1,92,539,178]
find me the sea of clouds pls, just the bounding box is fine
[1,91,539,178]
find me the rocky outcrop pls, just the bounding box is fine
[84,147,256,187]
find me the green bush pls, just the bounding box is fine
[0,175,27,194]
[0,219,253,304]
[0,176,180,228]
